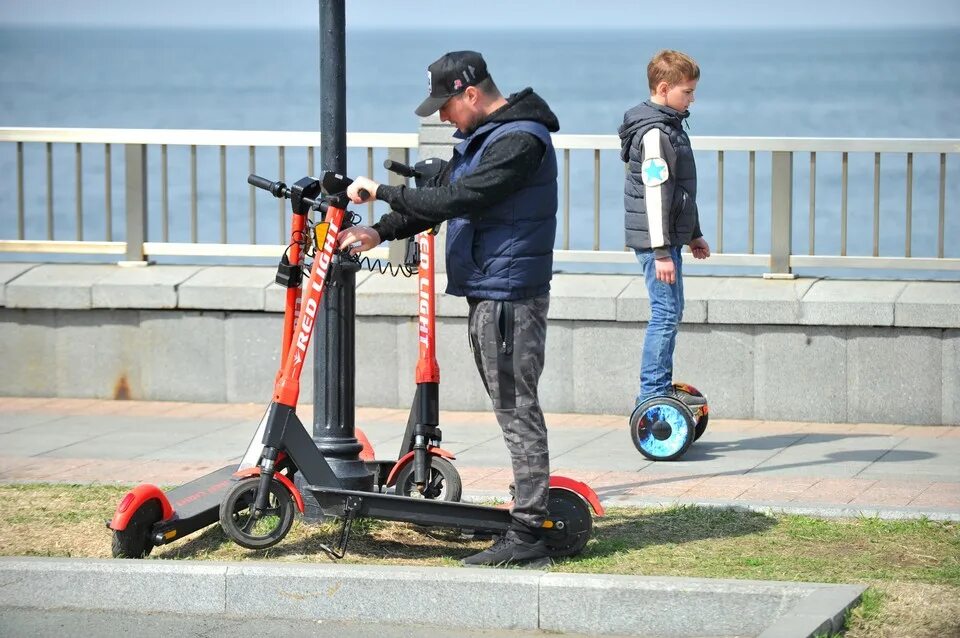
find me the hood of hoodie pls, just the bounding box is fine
[456,87,560,139]
[617,100,688,162]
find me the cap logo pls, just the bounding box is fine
[426,70,432,94]
[453,79,462,90]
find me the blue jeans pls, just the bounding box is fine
[636,247,684,405]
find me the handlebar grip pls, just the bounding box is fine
[248,174,287,198]
[248,174,274,190]
[382,159,418,178]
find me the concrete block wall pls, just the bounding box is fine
[1,262,958,425]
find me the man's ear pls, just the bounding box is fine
[655,81,670,97]
[463,85,480,103]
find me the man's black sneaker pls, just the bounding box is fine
[462,529,552,567]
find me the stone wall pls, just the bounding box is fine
[1,262,957,425]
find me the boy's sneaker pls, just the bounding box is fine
[462,528,552,567]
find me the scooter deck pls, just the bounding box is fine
[306,485,513,534]
[152,464,237,544]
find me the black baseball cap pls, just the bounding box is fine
[414,51,490,117]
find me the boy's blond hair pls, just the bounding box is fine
[647,50,700,93]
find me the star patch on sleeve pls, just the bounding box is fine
[640,157,669,187]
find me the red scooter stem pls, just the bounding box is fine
[274,205,346,407]
[279,211,307,373]
[415,231,440,384]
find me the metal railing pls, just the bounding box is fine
[0,127,416,263]
[1,127,958,275]
[551,135,960,274]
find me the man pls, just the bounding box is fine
[339,50,560,566]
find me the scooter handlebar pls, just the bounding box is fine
[382,159,419,179]
[247,174,287,198]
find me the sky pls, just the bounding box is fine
[0,0,958,30]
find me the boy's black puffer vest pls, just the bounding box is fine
[618,100,699,250]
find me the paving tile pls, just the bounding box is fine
[701,419,764,434]
[456,466,503,488]
[0,412,70,433]
[0,456,37,478]
[908,492,960,509]
[848,482,931,507]
[4,457,97,481]
[548,469,608,485]
[0,397,56,412]
[356,407,409,423]
[736,477,818,501]
[462,468,513,491]
[0,397,958,518]
[794,479,877,504]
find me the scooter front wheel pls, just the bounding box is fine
[393,456,463,502]
[111,499,161,558]
[219,476,295,550]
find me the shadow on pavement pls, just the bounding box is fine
[595,448,937,499]
[690,432,886,455]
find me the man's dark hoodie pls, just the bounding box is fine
[618,100,701,257]
[373,88,559,240]
[373,87,560,300]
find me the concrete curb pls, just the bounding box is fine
[0,557,865,637]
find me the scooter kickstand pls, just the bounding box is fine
[318,495,363,560]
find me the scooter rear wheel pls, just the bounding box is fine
[111,499,161,558]
[393,456,463,502]
[630,396,696,461]
[542,488,593,558]
[219,476,295,550]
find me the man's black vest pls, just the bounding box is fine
[445,120,558,300]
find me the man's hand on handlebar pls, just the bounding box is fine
[338,225,382,255]
[346,176,380,204]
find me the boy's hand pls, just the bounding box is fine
[689,237,711,260]
[346,177,379,204]
[654,256,676,284]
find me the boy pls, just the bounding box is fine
[618,49,710,409]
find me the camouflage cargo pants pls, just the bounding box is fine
[467,294,550,529]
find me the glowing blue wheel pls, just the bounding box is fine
[629,396,696,461]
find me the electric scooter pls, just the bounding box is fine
[629,383,710,461]
[367,157,457,501]
[107,170,455,557]
[217,170,604,559]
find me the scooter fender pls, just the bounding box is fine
[355,426,376,462]
[232,467,305,514]
[384,447,456,487]
[109,484,174,531]
[549,476,606,516]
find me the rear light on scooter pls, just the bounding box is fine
[117,492,135,514]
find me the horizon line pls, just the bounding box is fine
[1,23,958,31]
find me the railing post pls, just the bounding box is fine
[417,114,456,274]
[386,146,410,265]
[767,150,795,278]
[122,143,148,265]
